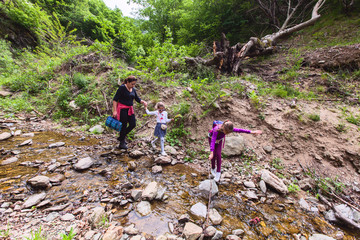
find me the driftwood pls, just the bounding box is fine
[186,0,326,75]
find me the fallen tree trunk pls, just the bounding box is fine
[186,0,326,75]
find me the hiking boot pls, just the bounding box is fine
[160,151,167,156]
[211,168,216,177]
[214,172,221,182]
[118,141,128,149]
[151,141,156,149]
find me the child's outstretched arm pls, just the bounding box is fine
[145,108,157,116]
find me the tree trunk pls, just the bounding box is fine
[186,0,326,75]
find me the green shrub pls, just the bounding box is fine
[288,183,300,193]
[308,113,320,122]
[73,73,89,89]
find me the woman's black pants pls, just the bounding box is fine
[119,108,136,142]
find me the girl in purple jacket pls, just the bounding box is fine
[208,120,262,181]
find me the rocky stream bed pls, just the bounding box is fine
[0,118,360,240]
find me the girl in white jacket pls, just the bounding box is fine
[145,102,172,155]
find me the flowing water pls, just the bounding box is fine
[0,128,358,239]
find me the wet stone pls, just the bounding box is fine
[129,150,144,159]
[309,234,335,240]
[19,139,32,146]
[212,230,223,240]
[142,182,159,200]
[190,202,207,219]
[209,208,223,225]
[73,157,94,170]
[152,165,163,173]
[1,156,18,165]
[199,180,218,197]
[226,235,241,240]
[204,226,216,237]
[0,132,12,141]
[23,192,46,209]
[22,133,35,138]
[131,190,142,201]
[136,201,151,216]
[49,142,65,148]
[183,222,203,240]
[232,229,245,236]
[244,191,258,200]
[244,181,256,188]
[27,176,51,189]
[124,224,139,235]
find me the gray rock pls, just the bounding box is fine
[164,145,177,155]
[1,157,18,165]
[154,155,172,165]
[299,178,314,191]
[131,190,143,201]
[129,150,144,159]
[128,161,137,171]
[299,198,310,211]
[199,180,218,197]
[152,165,163,173]
[309,234,335,240]
[74,157,93,170]
[244,191,258,200]
[142,182,159,200]
[44,203,70,212]
[124,224,139,235]
[226,235,241,240]
[0,90,12,97]
[259,180,267,193]
[136,201,151,216]
[204,226,216,237]
[243,181,256,188]
[49,142,65,148]
[44,212,60,222]
[209,208,222,225]
[23,192,46,208]
[263,145,273,153]
[27,176,51,189]
[84,230,96,240]
[212,230,223,240]
[88,207,106,228]
[49,174,65,185]
[190,202,207,219]
[222,136,245,156]
[89,125,104,134]
[19,139,32,146]
[1,202,11,208]
[155,186,167,200]
[183,222,203,240]
[102,225,123,240]
[232,229,244,236]
[0,132,12,141]
[261,169,288,195]
[21,133,34,137]
[61,213,75,221]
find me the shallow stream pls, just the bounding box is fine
[0,129,358,239]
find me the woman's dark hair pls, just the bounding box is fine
[123,75,137,84]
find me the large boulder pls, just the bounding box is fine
[261,170,288,195]
[222,136,246,156]
[199,180,218,197]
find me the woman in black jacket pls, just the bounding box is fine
[112,76,147,149]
